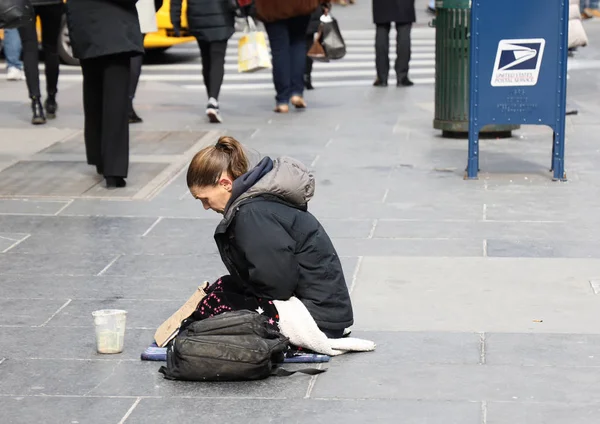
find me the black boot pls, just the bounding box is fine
[105,176,127,188]
[44,93,58,119]
[31,97,47,125]
[128,100,143,124]
[304,74,314,90]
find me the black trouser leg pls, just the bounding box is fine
[81,58,103,167]
[305,35,314,77]
[394,23,412,81]
[18,11,41,98]
[206,41,227,100]
[38,3,62,95]
[129,34,146,103]
[101,55,131,178]
[197,39,211,100]
[375,23,391,83]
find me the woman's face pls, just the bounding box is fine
[190,174,233,214]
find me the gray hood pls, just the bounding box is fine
[224,156,315,220]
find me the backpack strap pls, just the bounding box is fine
[270,366,327,377]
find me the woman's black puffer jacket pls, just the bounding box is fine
[171,0,235,42]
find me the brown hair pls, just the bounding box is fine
[186,136,249,188]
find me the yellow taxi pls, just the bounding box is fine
[1,1,195,65]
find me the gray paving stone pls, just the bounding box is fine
[86,361,310,398]
[0,359,120,396]
[145,217,227,238]
[486,401,600,424]
[61,198,205,218]
[0,253,117,276]
[311,362,600,403]
[0,298,70,326]
[126,398,481,424]
[487,239,600,258]
[350,257,600,333]
[332,238,484,257]
[0,215,158,236]
[0,396,136,424]
[0,326,154,360]
[374,220,595,240]
[0,161,102,196]
[10,233,219,256]
[333,331,481,365]
[485,333,600,367]
[46,298,189,330]
[0,275,204,300]
[0,199,70,215]
[0,233,28,252]
[103,253,227,278]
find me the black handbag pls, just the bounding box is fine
[320,17,346,60]
[0,0,33,29]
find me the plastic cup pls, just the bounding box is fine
[92,309,127,354]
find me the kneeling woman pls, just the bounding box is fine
[186,136,353,338]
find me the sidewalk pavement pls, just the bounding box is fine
[2,9,600,424]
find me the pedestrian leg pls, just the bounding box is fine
[101,54,131,183]
[395,22,413,86]
[264,19,291,110]
[374,23,391,86]
[81,58,104,172]
[288,14,310,106]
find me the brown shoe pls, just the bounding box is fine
[585,8,600,18]
[274,104,289,113]
[290,96,307,109]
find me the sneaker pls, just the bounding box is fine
[206,98,222,123]
[6,67,24,81]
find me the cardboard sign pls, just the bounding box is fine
[154,282,209,347]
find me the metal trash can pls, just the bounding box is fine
[432,0,518,137]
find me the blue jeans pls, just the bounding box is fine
[3,28,23,70]
[264,15,310,104]
[582,0,599,8]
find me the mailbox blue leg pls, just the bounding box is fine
[552,130,566,181]
[466,130,479,179]
[550,132,555,172]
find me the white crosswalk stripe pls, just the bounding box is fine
[52,28,436,90]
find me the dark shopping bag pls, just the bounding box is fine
[0,0,33,29]
[320,17,346,60]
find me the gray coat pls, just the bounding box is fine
[372,0,416,25]
[214,156,354,332]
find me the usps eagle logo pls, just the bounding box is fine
[491,39,546,87]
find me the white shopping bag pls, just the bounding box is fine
[237,17,272,73]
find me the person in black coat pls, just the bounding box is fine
[304,2,330,90]
[186,136,354,337]
[171,0,235,123]
[66,0,144,188]
[18,0,63,125]
[372,0,415,87]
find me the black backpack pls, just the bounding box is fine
[158,310,324,381]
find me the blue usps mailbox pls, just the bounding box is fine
[467,0,569,180]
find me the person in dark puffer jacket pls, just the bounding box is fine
[17,0,63,125]
[185,136,354,337]
[170,0,235,124]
